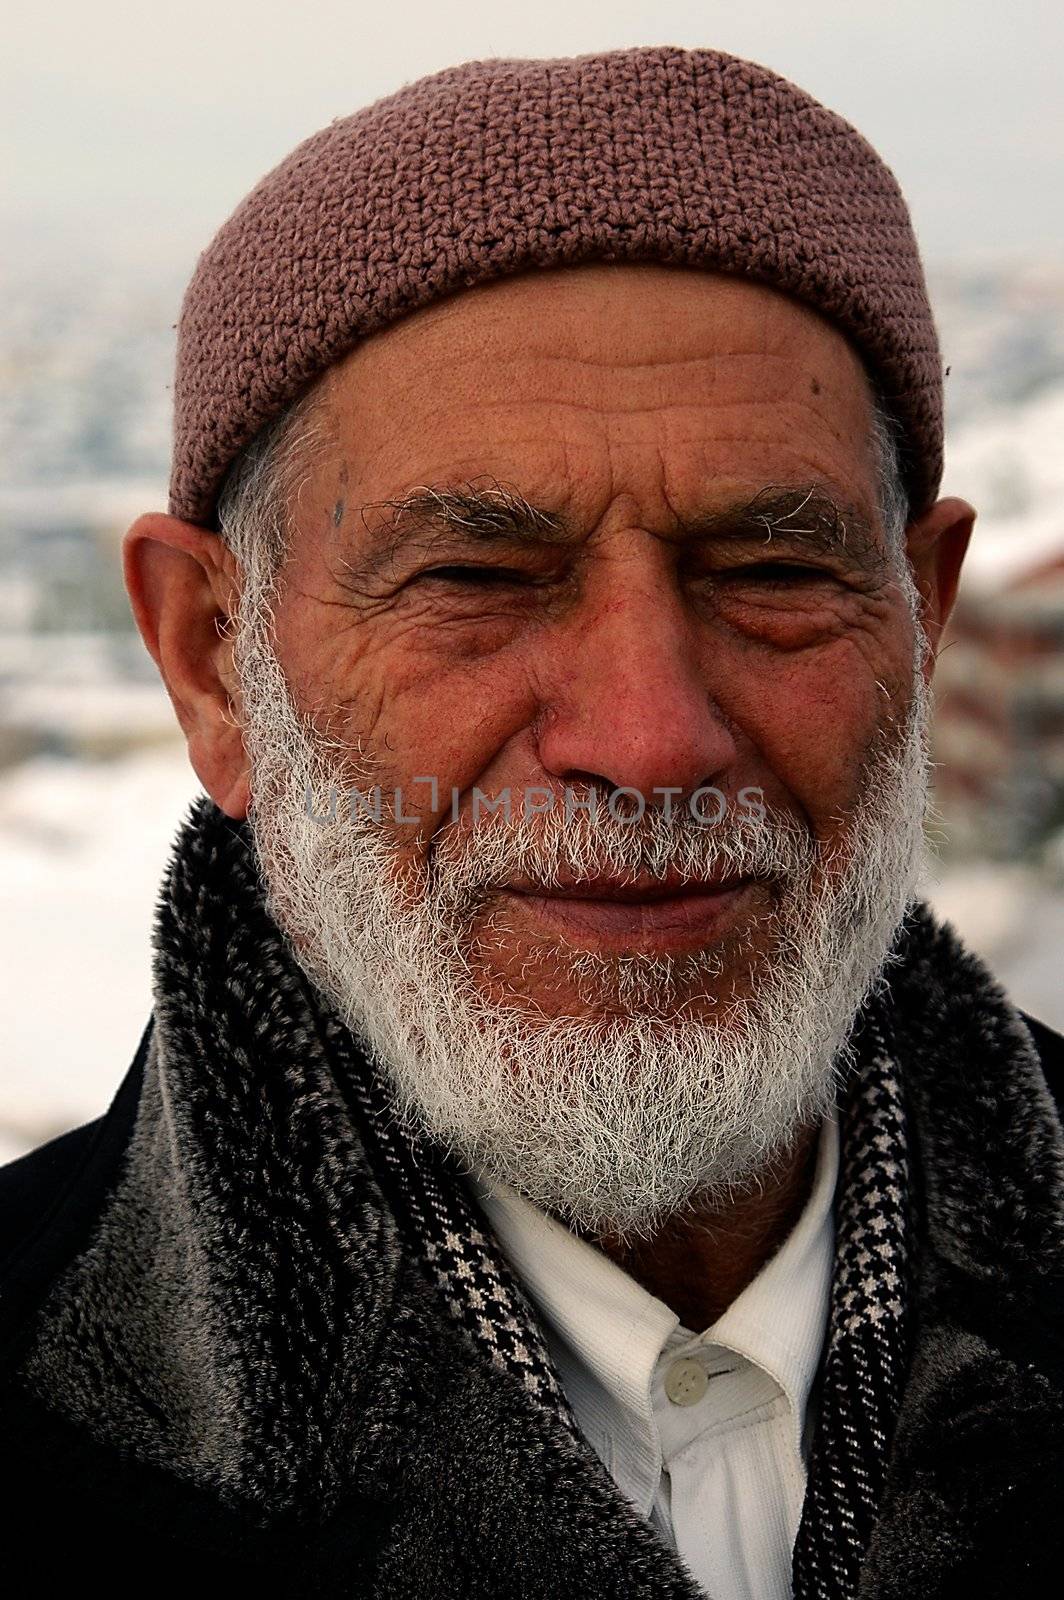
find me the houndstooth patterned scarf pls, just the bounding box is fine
[791,1011,912,1596]
[328,910,912,1600]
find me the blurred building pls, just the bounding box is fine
[932,546,1064,860]
[0,481,175,767]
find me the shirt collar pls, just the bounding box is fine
[469,1109,838,1472]
[468,1162,677,1429]
[668,1109,839,1459]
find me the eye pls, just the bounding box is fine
[726,561,834,585]
[418,565,530,587]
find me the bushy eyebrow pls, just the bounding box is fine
[347,476,885,580]
[682,485,885,568]
[360,478,569,548]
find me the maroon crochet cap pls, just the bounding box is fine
[170,46,944,527]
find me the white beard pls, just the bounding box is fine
[236,580,932,1245]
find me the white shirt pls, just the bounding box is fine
[469,1111,838,1600]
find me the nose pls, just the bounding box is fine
[535,563,738,806]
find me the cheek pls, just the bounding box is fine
[716,642,899,836]
[325,644,543,838]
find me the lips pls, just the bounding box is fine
[497,873,760,951]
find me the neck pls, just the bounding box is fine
[584,1125,822,1331]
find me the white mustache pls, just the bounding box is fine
[422,804,817,907]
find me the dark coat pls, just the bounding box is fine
[2,809,1064,1599]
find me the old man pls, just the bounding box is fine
[2,45,1062,1598]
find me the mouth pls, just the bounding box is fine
[497,873,763,953]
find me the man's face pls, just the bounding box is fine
[223,264,939,1238]
[266,264,919,1022]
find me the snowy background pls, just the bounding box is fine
[4,2,1063,1161]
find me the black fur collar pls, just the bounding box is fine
[14,795,1064,1595]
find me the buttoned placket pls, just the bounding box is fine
[469,1108,839,1600]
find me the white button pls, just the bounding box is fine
[664,1356,709,1406]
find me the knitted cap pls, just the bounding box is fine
[170,46,943,528]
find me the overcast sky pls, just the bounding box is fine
[5,0,1063,277]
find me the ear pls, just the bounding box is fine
[903,495,977,673]
[122,512,250,819]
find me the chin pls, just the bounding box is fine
[469,894,774,1013]
[466,946,757,1025]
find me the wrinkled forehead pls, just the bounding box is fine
[305,264,883,533]
[318,262,875,415]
